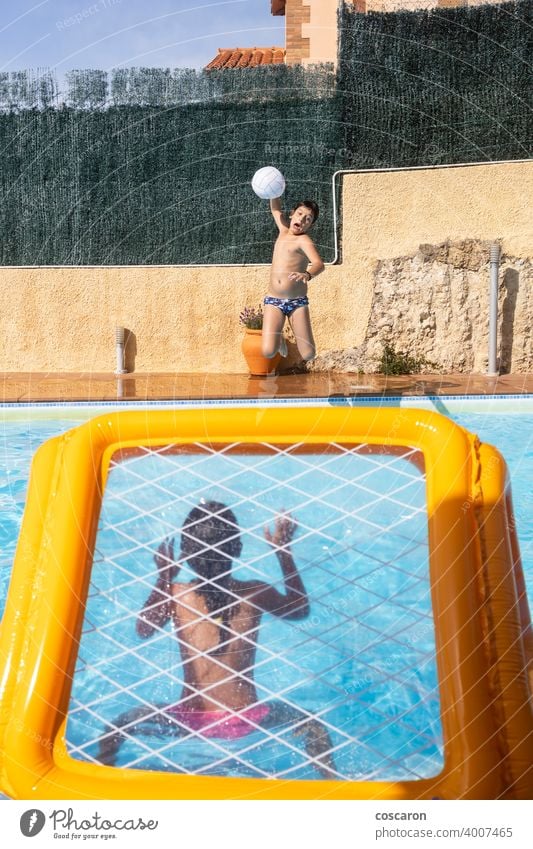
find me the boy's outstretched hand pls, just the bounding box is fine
[154,537,179,583]
[264,512,297,550]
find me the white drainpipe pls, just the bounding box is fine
[488,244,501,376]
[115,326,127,374]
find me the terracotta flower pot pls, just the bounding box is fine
[241,328,281,376]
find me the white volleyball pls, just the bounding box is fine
[251,166,286,200]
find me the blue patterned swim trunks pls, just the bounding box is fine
[263,295,309,317]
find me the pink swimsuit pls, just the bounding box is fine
[166,704,270,740]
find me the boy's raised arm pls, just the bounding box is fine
[250,514,310,620]
[136,538,179,637]
[270,197,288,232]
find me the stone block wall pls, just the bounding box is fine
[285,0,311,64]
[311,241,532,374]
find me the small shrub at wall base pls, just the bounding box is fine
[379,344,437,376]
[239,306,263,330]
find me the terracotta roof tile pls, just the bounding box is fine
[205,47,286,71]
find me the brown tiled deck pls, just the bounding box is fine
[1,372,532,403]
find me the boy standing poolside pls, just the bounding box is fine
[262,197,325,362]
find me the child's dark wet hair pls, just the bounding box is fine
[181,501,242,654]
[290,200,319,222]
[181,501,242,565]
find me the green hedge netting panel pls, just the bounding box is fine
[0,2,530,266]
[339,1,532,167]
[0,66,341,265]
[0,100,341,265]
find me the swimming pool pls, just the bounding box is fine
[1,397,531,784]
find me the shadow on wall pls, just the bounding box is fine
[124,329,137,373]
[500,269,519,374]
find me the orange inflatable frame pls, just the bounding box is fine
[0,406,531,799]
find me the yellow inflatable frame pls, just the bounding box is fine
[0,407,531,799]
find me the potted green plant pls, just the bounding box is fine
[239,306,281,376]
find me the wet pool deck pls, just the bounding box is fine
[1,371,532,403]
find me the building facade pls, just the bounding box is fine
[277,0,507,66]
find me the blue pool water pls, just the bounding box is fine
[1,398,532,783]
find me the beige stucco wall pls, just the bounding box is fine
[0,161,530,373]
[302,0,338,67]
[340,161,532,351]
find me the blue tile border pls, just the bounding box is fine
[0,394,532,411]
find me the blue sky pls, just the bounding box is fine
[0,1,285,72]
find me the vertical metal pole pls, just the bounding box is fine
[488,244,500,376]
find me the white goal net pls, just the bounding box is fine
[66,438,442,782]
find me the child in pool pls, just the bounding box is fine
[262,197,325,362]
[98,500,336,778]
